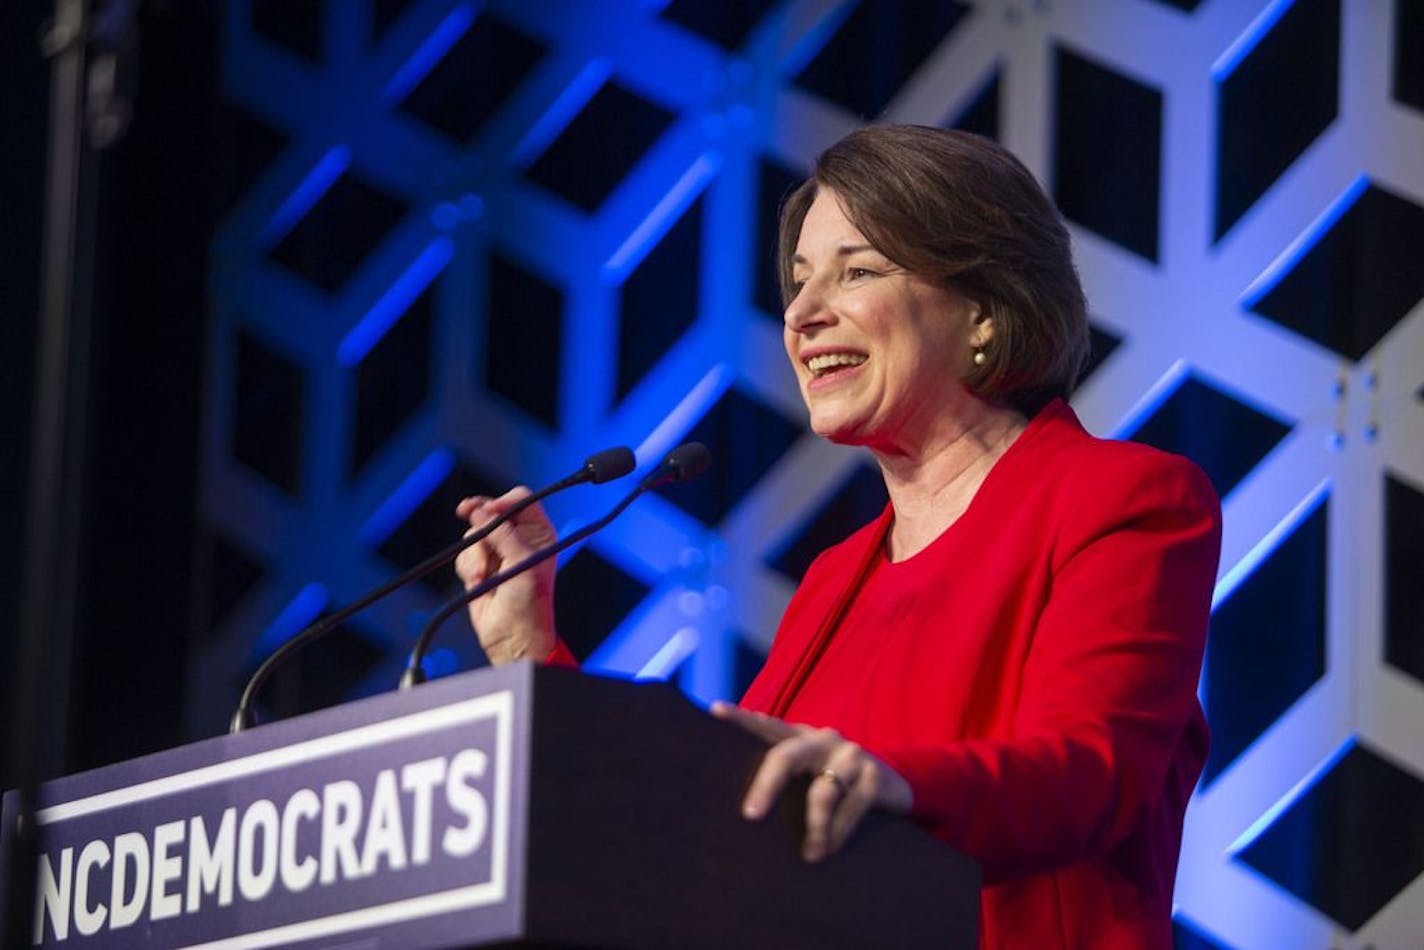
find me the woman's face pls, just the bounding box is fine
[783,188,988,453]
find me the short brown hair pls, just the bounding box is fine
[777,125,1090,416]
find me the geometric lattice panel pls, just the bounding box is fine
[791,0,971,120]
[619,196,701,402]
[1214,0,1340,241]
[767,464,886,583]
[1200,497,1328,787]
[1054,46,1162,261]
[231,329,305,497]
[1235,741,1424,932]
[553,547,651,662]
[654,386,800,527]
[1173,918,1231,950]
[1126,374,1292,501]
[1385,473,1424,686]
[352,284,434,475]
[1248,182,1424,361]
[1399,0,1424,113]
[398,13,545,144]
[753,158,804,318]
[658,0,766,51]
[525,81,676,212]
[199,4,1424,946]
[485,251,563,427]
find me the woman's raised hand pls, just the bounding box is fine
[453,487,558,665]
[710,703,913,862]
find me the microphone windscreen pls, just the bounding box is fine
[585,446,636,483]
[664,442,711,483]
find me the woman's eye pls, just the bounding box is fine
[847,267,874,280]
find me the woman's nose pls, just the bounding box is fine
[783,283,831,333]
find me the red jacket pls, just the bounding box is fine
[741,400,1221,948]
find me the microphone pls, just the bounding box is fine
[651,440,711,485]
[400,442,712,688]
[229,446,635,733]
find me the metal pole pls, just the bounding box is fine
[3,0,136,942]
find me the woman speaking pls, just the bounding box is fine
[453,125,1220,948]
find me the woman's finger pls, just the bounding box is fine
[802,761,852,862]
[710,706,911,862]
[709,701,798,743]
[457,487,536,524]
[738,733,818,820]
[822,750,876,858]
[487,485,533,514]
[454,540,490,586]
[455,495,489,520]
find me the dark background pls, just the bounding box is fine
[2,0,214,779]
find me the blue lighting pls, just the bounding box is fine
[1212,479,1329,610]
[458,193,484,219]
[378,3,477,107]
[338,237,454,366]
[421,647,461,679]
[604,154,719,280]
[1228,736,1355,855]
[777,0,857,78]
[584,597,683,678]
[509,58,612,168]
[260,145,351,247]
[1108,358,1188,439]
[358,447,457,545]
[1240,175,1369,313]
[634,363,732,465]
[431,202,460,230]
[635,625,699,680]
[680,631,732,707]
[253,582,329,659]
[1211,0,1297,81]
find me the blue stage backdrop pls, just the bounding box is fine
[192,2,1424,946]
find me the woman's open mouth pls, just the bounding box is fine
[805,352,867,381]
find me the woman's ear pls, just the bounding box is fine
[968,303,994,349]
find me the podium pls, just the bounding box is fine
[3,663,979,948]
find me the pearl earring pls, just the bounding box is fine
[973,348,986,366]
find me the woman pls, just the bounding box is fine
[455,125,1220,948]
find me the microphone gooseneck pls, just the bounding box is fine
[228,446,635,733]
[400,442,712,688]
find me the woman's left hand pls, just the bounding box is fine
[710,702,913,862]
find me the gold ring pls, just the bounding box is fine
[818,767,850,795]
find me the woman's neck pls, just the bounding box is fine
[874,401,1028,561]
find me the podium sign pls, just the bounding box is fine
[4,664,980,948]
[3,663,535,949]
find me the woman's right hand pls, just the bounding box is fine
[453,487,558,665]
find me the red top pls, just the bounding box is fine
[741,400,1221,949]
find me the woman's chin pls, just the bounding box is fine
[811,415,872,446]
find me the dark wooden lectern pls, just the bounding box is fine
[520,665,979,947]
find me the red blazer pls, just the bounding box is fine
[741,400,1221,948]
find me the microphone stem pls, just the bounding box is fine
[231,473,580,731]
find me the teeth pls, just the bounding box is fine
[805,353,867,376]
